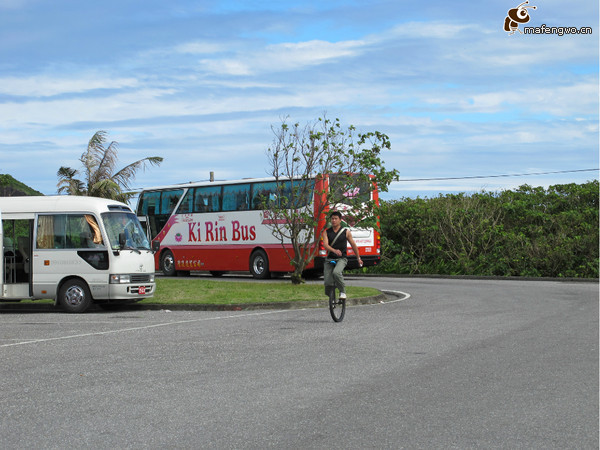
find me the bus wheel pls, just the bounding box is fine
[59,279,92,313]
[250,249,271,279]
[160,250,176,276]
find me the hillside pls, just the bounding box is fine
[0,174,44,196]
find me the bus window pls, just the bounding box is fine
[161,190,184,215]
[222,184,250,211]
[194,186,221,212]
[281,179,315,208]
[102,212,150,251]
[36,214,105,249]
[137,191,161,216]
[139,189,184,238]
[177,189,194,214]
[329,174,371,204]
[251,182,278,209]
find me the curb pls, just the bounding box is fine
[0,292,394,313]
[133,292,390,312]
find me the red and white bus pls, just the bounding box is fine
[136,175,380,278]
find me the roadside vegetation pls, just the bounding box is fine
[10,279,379,307]
[370,181,599,278]
[141,278,380,305]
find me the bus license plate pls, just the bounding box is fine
[139,286,146,295]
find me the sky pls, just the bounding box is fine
[0,0,598,201]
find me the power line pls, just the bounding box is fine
[396,168,599,182]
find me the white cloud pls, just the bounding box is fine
[385,21,478,39]
[173,41,227,55]
[199,39,366,76]
[419,80,598,116]
[0,75,139,97]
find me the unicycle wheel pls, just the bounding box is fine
[328,288,346,322]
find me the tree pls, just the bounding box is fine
[263,116,399,284]
[57,130,163,202]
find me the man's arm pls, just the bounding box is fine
[346,230,363,267]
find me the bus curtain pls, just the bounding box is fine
[84,215,103,245]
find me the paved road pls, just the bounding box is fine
[1,277,597,449]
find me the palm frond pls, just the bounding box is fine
[88,178,122,200]
[95,139,119,184]
[112,156,163,191]
[59,130,163,199]
[56,166,85,195]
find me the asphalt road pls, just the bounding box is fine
[1,277,598,449]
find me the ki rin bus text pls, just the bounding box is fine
[183,216,256,243]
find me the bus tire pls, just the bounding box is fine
[160,250,176,276]
[59,279,93,313]
[249,249,271,279]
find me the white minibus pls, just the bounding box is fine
[0,196,158,313]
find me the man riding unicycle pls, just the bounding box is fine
[321,211,363,299]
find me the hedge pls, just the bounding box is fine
[371,181,598,278]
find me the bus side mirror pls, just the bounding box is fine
[119,232,126,249]
[152,240,160,253]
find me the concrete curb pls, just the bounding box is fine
[0,292,396,313]
[134,292,390,311]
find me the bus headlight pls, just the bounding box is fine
[110,274,131,284]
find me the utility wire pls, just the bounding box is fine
[128,168,598,193]
[396,168,599,182]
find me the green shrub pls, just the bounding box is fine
[373,181,599,278]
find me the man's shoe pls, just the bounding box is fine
[339,292,347,299]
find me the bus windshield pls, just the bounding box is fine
[102,212,151,251]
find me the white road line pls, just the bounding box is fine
[0,291,412,348]
[380,290,411,303]
[0,309,288,348]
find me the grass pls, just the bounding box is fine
[1,278,381,307]
[139,278,381,305]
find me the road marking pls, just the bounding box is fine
[380,290,411,303]
[0,291,412,348]
[0,309,289,348]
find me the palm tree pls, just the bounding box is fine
[57,131,163,202]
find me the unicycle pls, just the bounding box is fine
[328,287,346,322]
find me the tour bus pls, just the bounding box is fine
[0,196,158,313]
[136,174,381,278]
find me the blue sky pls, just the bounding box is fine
[0,0,598,200]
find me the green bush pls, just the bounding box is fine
[372,181,599,278]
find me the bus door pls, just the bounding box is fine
[1,215,34,299]
[140,215,155,243]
